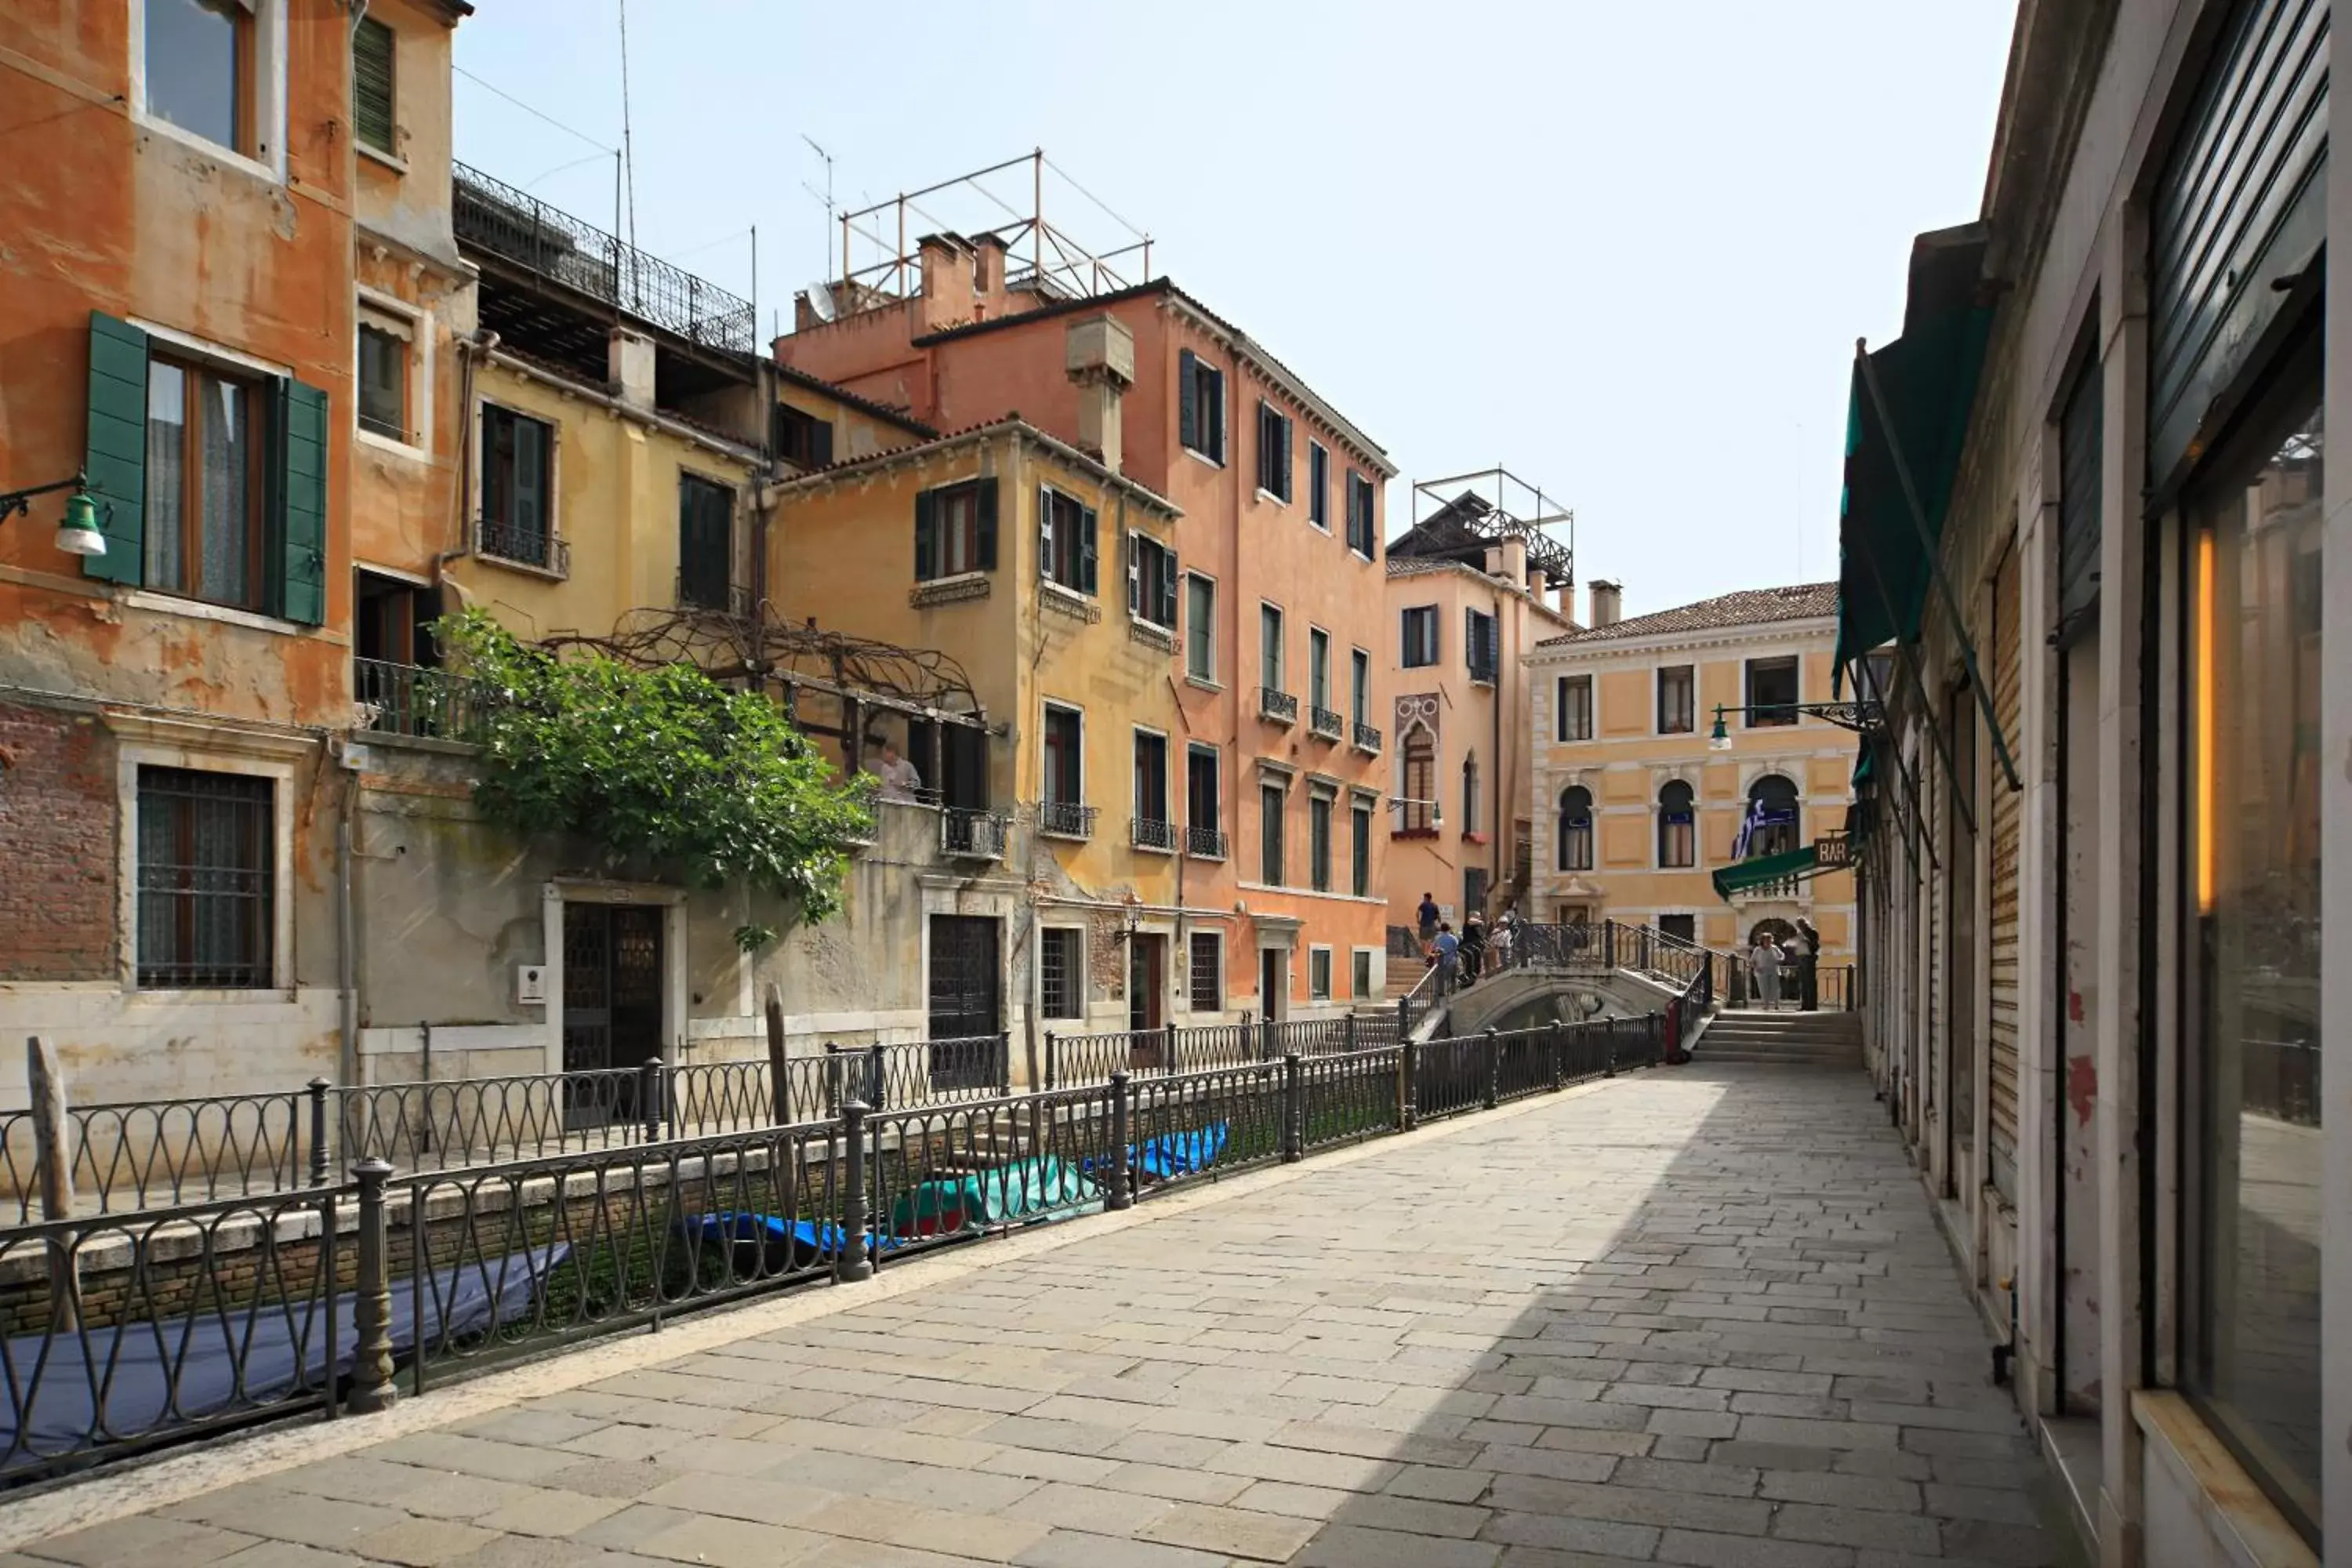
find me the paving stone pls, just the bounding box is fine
[1610,1456,1759,1499]
[1657,1527,1857,1568]
[622,1513,826,1568]
[1385,1464,1497,1503]
[1769,1501,1942,1554]
[1289,1523,1502,1568]
[1095,1462,1254,1506]
[640,1472,841,1527]
[1002,1481,1176,1537]
[165,1488,407,1552]
[1759,1468,1922,1512]
[14,1517,260,1566]
[348,1519,500,1566]
[1135,1501,1321,1561]
[466,1487,633,1538]
[1009,1530,1229,1568]
[1482,1512,1660,1559]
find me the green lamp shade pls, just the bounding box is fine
[55,491,106,557]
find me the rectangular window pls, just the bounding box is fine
[136,765,274,989]
[772,403,834,469]
[1178,348,1225,463]
[1035,485,1092,592]
[1186,744,1221,855]
[1557,675,1593,741]
[1746,655,1799,727]
[677,474,734,611]
[1309,948,1332,1002]
[1308,441,1330,528]
[1309,791,1333,892]
[1189,931,1221,1014]
[1128,532,1179,630]
[1259,781,1285,885]
[1350,648,1370,728]
[1132,729,1169,829]
[1184,573,1214,680]
[356,318,407,441]
[916,478,997,581]
[145,357,261,608]
[1040,927,1083,1020]
[1351,800,1371,897]
[2184,386,2323,1535]
[1351,949,1373,1000]
[1260,604,1284,693]
[1257,400,1293,500]
[1346,470,1376,556]
[1042,703,1083,806]
[1657,664,1695,734]
[1400,605,1439,667]
[352,15,395,154]
[481,404,554,569]
[147,0,253,154]
[1308,629,1331,713]
[1465,609,1498,682]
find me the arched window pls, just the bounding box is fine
[1741,773,1800,858]
[1558,786,1593,871]
[1461,752,1480,834]
[1657,780,1696,868]
[1400,731,1435,832]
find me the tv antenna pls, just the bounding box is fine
[801,135,836,278]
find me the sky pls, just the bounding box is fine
[452,2,2016,622]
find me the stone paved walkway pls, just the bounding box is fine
[5,1063,2063,1567]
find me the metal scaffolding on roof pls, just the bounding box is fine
[1397,466,1575,585]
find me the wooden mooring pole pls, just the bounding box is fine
[27,1036,81,1329]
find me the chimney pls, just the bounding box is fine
[1065,314,1135,473]
[918,234,975,332]
[608,326,655,410]
[1483,545,1504,579]
[1529,566,1548,604]
[1501,536,1527,586]
[973,234,1009,310]
[1589,579,1623,627]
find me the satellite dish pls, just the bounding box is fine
[801,283,836,322]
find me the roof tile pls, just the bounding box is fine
[1537,582,1838,645]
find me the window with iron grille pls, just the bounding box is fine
[352,16,396,154]
[481,405,554,568]
[1040,927,1083,1019]
[1042,703,1083,807]
[1189,931,1221,1013]
[137,766,274,989]
[1257,400,1293,501]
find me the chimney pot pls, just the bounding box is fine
[1065,314,1135,474]
[1589,579,1623,627]
[608,327,655,411]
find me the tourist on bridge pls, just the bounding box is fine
[1460,913,1486,984]
[1751,933,1784,1009]
[1432,923,1460,996]
[1417,891,1441,955]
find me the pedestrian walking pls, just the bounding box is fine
[1417,891,1440,960]
[1796,918,1821,1011]
[1491,909,1516,971]
[1460,914,1486,985]
[1432,923,1461,996]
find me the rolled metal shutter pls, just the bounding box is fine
[2148,0,2328,491]
[1987,546,2022,1200]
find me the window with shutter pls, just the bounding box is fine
[1180,350,1224,463]
[914,488,938,580]
[1040,487,1094,592]
[274,379,328,624]
[83,313,149,582]
[1308,441,1330,528]
[481,405,554,570]
[1178,349,1199,452]
[352,17,396,155]
[677,474,735,610]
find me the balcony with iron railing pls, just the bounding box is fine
[353,659,492,742]
[1131,816,1178,853]
[1036,800,1096,841]
[1468,656,1499,685]
[479,515,569,577]
[1257,687,1298,726]
[940,807,1010,860]
[1184,822,1228,860]
[1352,720,1383,755]
[1308,705,1344,740]
[453,162,756,356]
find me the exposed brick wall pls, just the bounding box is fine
[0,703,117,980]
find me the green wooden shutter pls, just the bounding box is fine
[352,17,395,153]
[514,416,547,553]
[1159,544,1178,629]
[1178,350,1198,451]
[975,477,998,570]
[810,416,833,468]
[1080,506,1098,595]
[913,488,937,579]
[274,378,329,624]
[83,312,148,583]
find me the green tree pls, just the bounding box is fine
[438,610,873,934]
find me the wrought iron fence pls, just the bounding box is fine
[1308,706,1344,739]
[477,515,568,576]
[353,659,492,742]
[940,808,1010,859]
[1353,720,1383,753]
[1182,823,1227,859]
[1256,687,1298,724]
[1130,817,1178,852]
[452,162,756,354]
[1036,800,1096,840]
[0,1087,322,1225]
[0,1014,1669,1487]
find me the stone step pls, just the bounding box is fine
[1702,1029,1861,1047]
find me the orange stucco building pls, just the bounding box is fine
[775,241,1400,1021]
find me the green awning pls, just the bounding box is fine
[1712,844,1822,901]
[1835,227,1993,692]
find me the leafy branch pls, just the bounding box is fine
[437,609,873,926]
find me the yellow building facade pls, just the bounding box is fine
[1524,583,1857,970]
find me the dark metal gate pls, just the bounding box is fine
[563,902,665,1124]
[926,916,1000,1085]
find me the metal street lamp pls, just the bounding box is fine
[2,473,108,558]
[1708,700,1885,752]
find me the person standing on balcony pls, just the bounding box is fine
[867,734,924,803]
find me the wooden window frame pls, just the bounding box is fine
[145,351,267,612]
